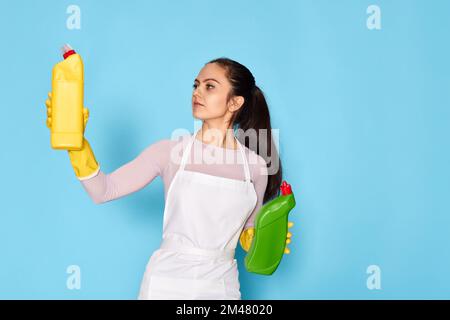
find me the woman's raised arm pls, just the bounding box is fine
[45,91,173,204]
[78,139,172,204]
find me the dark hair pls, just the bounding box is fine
[207,57,282,203]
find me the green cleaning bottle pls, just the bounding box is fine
[244,180,296,275]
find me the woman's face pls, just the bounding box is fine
[192,63,243,122]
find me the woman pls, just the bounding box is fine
[44,57,293,299]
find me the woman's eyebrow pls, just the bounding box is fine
[194,78,221,84]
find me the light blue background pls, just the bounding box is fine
[1,0,449,299]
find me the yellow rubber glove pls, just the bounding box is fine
[45,92,100,180]
[239,221,294,254]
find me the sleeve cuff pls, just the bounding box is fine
[77,165,101,181]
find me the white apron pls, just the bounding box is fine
[138,128,258,300]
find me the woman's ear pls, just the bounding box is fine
[228,96,245,113]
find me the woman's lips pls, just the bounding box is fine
[193,102,204,107]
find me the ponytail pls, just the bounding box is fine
[208,58,283,203]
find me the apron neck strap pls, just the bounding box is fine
[179,127,252,183]
[235,136,252,183]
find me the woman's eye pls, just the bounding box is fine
[192,83,214,89]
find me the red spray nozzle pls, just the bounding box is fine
[280,180,292,195]
[63,50,76,59]
[61,44,76,59]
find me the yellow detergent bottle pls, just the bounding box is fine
[50,44,84,150]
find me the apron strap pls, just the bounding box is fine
[178,128,198,172]
[160,236,235,260]
[235,138,252,183]
[179,127,252,183]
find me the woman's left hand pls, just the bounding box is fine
[240,221,295,254]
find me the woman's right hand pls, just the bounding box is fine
[45,92,100,180]
[45,92,90,134]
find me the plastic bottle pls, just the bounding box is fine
[50,44,84,150]
[244,181,296,275]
